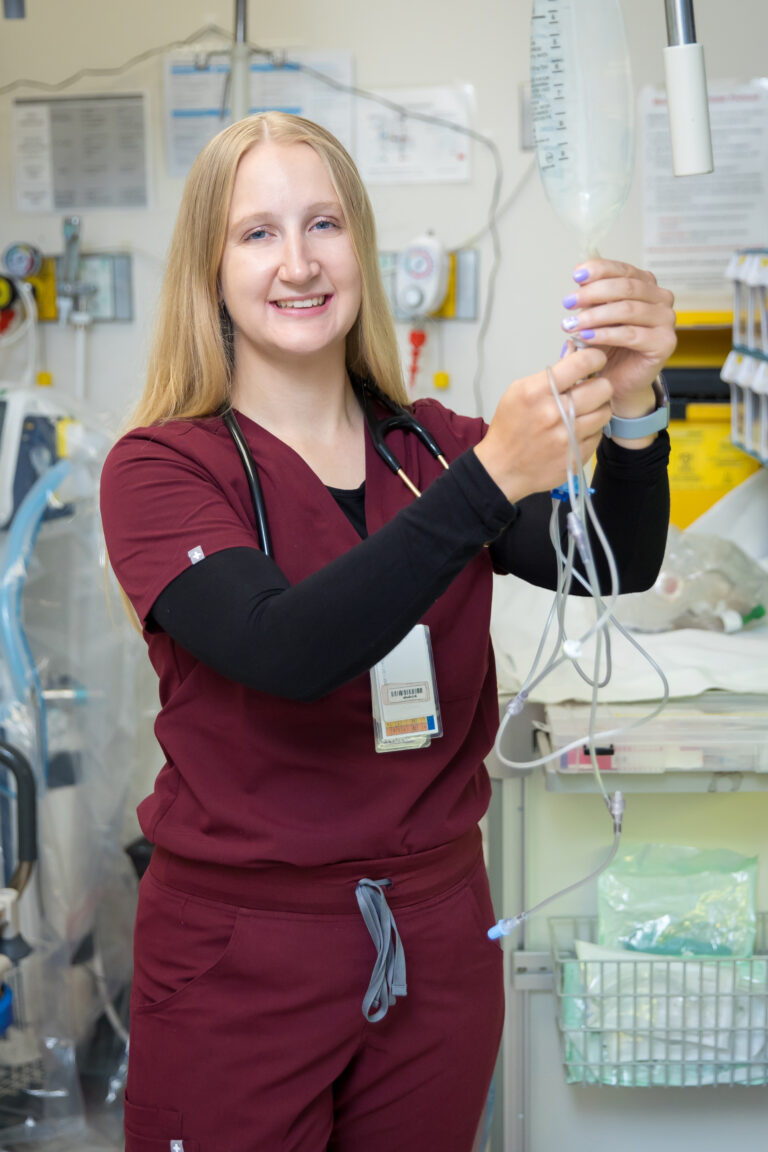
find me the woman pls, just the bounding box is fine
[101,111,674,1152]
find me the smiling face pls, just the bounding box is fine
[218,140,363,383]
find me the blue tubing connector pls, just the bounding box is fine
[487,915,524,941]
[551,478,595,503]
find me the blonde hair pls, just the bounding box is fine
[129,111,407,430]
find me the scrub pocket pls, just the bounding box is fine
[131,870,240,1013]
[461,857,503,949]
[124,1096,201,1151]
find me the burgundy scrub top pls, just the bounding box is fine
[100,397,500,868]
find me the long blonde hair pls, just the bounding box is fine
[130,112,407,430]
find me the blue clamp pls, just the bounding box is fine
[551,479,595,503]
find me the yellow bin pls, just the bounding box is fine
[668,402,761,528]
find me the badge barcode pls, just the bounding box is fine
[384,717,430,736]
[384,682,428,704]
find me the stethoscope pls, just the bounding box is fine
[222,376,449,559]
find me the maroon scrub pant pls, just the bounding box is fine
[124,827,504,1152]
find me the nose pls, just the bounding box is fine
[279,230,320,284]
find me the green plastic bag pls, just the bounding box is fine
[598,843,758,957]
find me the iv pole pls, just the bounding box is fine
[230,0,251,122]
[663,0,714,175]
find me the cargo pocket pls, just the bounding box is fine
[124,1096,201,1151]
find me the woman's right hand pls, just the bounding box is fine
[473,346,612,505]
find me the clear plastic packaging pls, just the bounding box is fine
[597,843,758,958]
[615,525,768,635]
[0,389,141,1146]
[530,0,634,253]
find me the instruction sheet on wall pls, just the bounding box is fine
[13,94,147,212]
[355,86,472,184]
[165,50,353,177]
[642,80,768,307]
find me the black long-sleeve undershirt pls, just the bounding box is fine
[150,433,670,701]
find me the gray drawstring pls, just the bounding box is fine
[355,878,407,1022]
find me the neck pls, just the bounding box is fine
[230,348,366,488]
[231,349,352,440]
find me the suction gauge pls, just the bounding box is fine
[2,243,42,279]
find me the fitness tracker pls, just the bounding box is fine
[604,375,670,440]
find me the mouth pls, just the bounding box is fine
[272,294,330,310]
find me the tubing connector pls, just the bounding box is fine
[506,691,528,717]
[551,479,594,504]
[487,912,526,941]
[566,510,592,568]
[606,790,625,834]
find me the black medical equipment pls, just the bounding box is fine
[222,376,450,558]
[0,741,42,1127]
[0,742,37,955]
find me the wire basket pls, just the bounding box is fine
[550,914,768,1087]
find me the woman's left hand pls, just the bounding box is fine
[560,258,677,419]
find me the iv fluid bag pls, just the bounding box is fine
[530,0,634,253]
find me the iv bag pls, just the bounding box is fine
[530,0,634,253]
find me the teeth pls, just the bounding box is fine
[275,296,326,309]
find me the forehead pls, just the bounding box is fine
[229,140,340,210]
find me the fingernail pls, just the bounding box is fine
[580,328,596,340]
[562,293,579,309]
[560,341,568,358]
[573,268,590,283]
[561,315,579,332]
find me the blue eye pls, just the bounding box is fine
[312,218,337,232]
[247,227,269,241]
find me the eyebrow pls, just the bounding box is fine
[229,202,344,234]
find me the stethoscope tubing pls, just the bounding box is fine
[222,408,275,559]
[222,378,449,557]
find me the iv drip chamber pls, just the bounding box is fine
[530,0,634,253]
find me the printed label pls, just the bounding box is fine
[384,717,431,736]
[383,682,428,705]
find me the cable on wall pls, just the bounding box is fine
[0,22,532,417]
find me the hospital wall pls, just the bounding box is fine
[2,6,768,1149]
[1,0,764,423]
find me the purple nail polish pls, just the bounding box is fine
[562,293,579,309]
[561,316,579,332]
[573,268,590,283]
[560,341,568,358]
[580,328,596,340]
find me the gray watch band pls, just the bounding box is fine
[604,376,670,440]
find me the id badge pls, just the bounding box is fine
[370,624,442,752]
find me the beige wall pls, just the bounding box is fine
[2,8,767,1147]
[1,0,765,422]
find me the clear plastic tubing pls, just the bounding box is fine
[530,0,634,256]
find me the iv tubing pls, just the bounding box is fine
[488,829,622,939]
[487,355,670,939]
[494,362,670,775]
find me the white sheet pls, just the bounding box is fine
[491,471,768,704]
